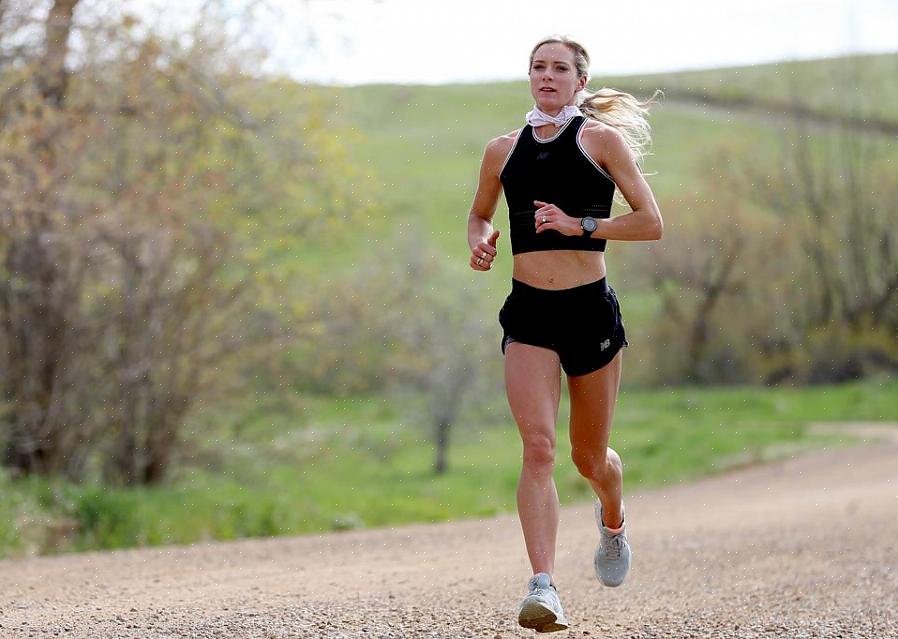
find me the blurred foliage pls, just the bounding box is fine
[641,109,898,384]
[0,1,373,484]
[289,230,503,472]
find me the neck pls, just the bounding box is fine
[535,122,560,138]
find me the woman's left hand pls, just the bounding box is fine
[534,200,581,236]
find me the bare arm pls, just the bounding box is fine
[589,125,663,241]
[467,135,513,271]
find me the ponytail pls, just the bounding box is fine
[578,87,663,170]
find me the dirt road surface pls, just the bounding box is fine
[1,423,896,638]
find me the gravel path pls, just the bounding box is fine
[1,423,896,638]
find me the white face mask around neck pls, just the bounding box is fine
[525,104,583,128]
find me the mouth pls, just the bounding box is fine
[539,88,556,93]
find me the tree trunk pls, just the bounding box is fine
[39,0,79,105]
[1,0,81,479]
[686,241,740,382]
[434,419,450,475]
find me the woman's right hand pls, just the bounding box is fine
[470,229,500,271]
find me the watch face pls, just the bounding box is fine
[582,217,598,233]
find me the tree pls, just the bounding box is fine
[645,73,898,385]
[731,96,898,382]
[0,1,370,483]
[387,247,498,475]
[646,192,751,383]
[299,233,502,474]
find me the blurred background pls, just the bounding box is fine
[1,0,896,558]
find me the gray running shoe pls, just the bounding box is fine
[517,572,569,633]
[594,502,631,587]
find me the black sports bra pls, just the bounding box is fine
[500,116,615,254]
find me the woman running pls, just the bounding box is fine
[466,35,663,632]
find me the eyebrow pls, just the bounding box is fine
[531,59,570,66]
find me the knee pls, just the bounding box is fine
[521,434,556,474]
[571,448,604,482]
[572,447,621,485]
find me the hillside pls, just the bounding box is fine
[284,52,898,344]
[308,51,897,272]
[604,52,898,132]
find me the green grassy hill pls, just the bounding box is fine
[604,52,898,129]
[295,52,897,385]
[308,51,897,276]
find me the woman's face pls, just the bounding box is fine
[529,42,585,112]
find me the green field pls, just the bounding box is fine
[604,52,898,127]
[2,378,896,559]
[292,54,898,387]
[313,52,898,256]
[291,88,754,342]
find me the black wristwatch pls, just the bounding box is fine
[580,216,598,238]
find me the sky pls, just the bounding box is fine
[135,0,898,85]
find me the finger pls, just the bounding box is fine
[534,200,548,208]
[487,229,500,246]
[478,242,497,257]
[534,213,552,227]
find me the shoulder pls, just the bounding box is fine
[578,119,626,150]
[481,128,523,172]
[485,128,522,158]
[577,120,633,168]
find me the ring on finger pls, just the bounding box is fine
[542,216,547,224]
[477,257,483,266]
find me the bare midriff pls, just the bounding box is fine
[512,250,606,290]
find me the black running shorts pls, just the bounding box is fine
[498,277,628,377]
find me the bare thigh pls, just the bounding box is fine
[567,351,622,460]
[505,342,562,449]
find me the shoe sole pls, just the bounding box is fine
[594,561,628,587]
[596,575,625,587]
[518,599,569,633]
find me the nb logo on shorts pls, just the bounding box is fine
[600,339,611,351]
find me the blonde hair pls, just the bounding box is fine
[529,35,663,169]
